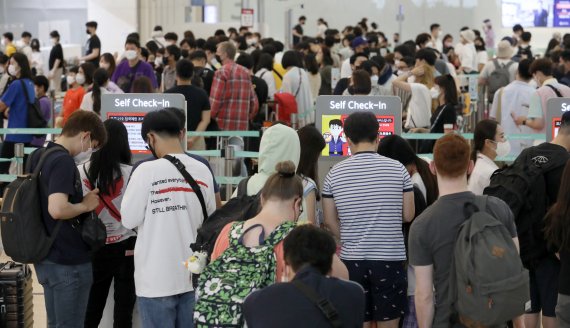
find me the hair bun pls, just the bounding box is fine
[275,161,296,178]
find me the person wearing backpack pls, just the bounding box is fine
[409,133,522,328]
[28,110,107,327]
[488,112,570,328]
[478,40,517,105]
[243,224,365,328]
[544,161,570,327]
[31,75,52,147]
[121,109,216,328]
[513,58,570,134]
[0,53,36,177]
[195,161,348,327]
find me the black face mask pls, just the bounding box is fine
[86,29,90,35]
[181,49,189,58]
[162,56,169,66]
[147,143,158,159]
[362,48,370,56]
[214,55,222,63]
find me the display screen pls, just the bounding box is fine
[107,112,149,154]
[321,114,395,157]
[502,0,570,27]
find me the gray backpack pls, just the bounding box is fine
[487,59,514,103]
[449,196,529,326]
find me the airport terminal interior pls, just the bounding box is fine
[0,0,570,327]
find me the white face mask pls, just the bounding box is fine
[430,86,440,99]
[154,57,163,67]
[396,69,406,76]
[51,38,57,46]
[495,140,511,157]
[394,59,401,66]
[74,135,94,165]
[75,73,86,85]
[371,75,379,85]
[8,64,18,76]
[125,50,138,60]
[66,75,76,86]
[100,63,110,70]
[1,39,5,46]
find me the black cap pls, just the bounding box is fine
[86,21,98,28]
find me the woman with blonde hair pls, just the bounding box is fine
[393,63,434,131]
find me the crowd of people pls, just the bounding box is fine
[1,14,570,328]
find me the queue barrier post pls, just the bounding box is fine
[290,113,298,130]
[14,143,24,176]
[223,143,236,201]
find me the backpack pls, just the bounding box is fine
[487,59,514,103]
[19,80,48,133]
[0,147,63,263]
[190,177,261,260]
[449,196,529,326]
[193,220,296,327]
[483,146,568,269]
[274,68,303,124]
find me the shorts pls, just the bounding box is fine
[343,260,407,322]
[526,257,560,317]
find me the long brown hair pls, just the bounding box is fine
[544,161,570,251]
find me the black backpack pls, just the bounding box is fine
[19,80,47,131]
[483,146,568,269]
[0,147,63,263]
[190,177,261,259]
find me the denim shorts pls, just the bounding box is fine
[343,260,408,322]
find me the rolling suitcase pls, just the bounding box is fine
[0,262,33,328]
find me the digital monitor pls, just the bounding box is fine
[502,0,570,28]
[321,114,396,157]
[107,112,149,154]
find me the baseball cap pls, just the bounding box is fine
[351,36,368,49]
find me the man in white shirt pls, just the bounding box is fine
[122,109,216,327]
[429,23,443,53]
[457,29,478,74]
[489,59,535,155]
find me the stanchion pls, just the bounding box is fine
[224,144,235,201]
[14,143,24,176]
[290,113,298,130]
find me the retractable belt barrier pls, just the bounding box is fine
[0,129,546,185]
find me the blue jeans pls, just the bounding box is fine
[34,260,93,328]
[137,291,195,328]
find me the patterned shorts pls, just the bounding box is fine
[343,260,408,322]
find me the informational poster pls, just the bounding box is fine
[315,95,402,186]
[241,9,254,28]
[321,114,396,157]
[101,94,186,157]
[545,97,570,141]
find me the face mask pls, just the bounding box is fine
[1,39,5,46]
[430,87,440,99]
[51,38,57,46]
[394,59,401,67]
[396,69,407,76]
[75,73,86,85]
[86,29,91,35]
[162,56,169,65]
[66,75,76,85]
[181,49,189,58]
[246,38,256,46]
[495,140,511,158]
[74,135,93,165]
[214,55,222,63]
[15,40,24,48]
[154,57,163,67]
[371,75,379,85]
[147,140,158,159]
[125,50,138,61]
[166,41,175,46]
[444,41,453,48]
[8,64,18,77]
[100,63,110,70]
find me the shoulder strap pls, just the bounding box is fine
[273,68,283,80]
[505,60,515,69]
[237,177,251,197]
[260,70,267,79]
[163,155,209,222]
[492,59,500,70]
[496,87,504,124]
[265,221,296,246]
[291,279,343,328]
[18,79,33,104]
[430,105,449,131]
[545,84,562,98]
[295,68,303,97]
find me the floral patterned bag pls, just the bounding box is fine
[193,220,296,327]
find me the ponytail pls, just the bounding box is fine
[91,68,109,115]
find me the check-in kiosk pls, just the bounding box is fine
[545,97,570,142]
[101,94,186,161]
[316,95,402,186]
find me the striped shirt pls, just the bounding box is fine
[323,152,413,261]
